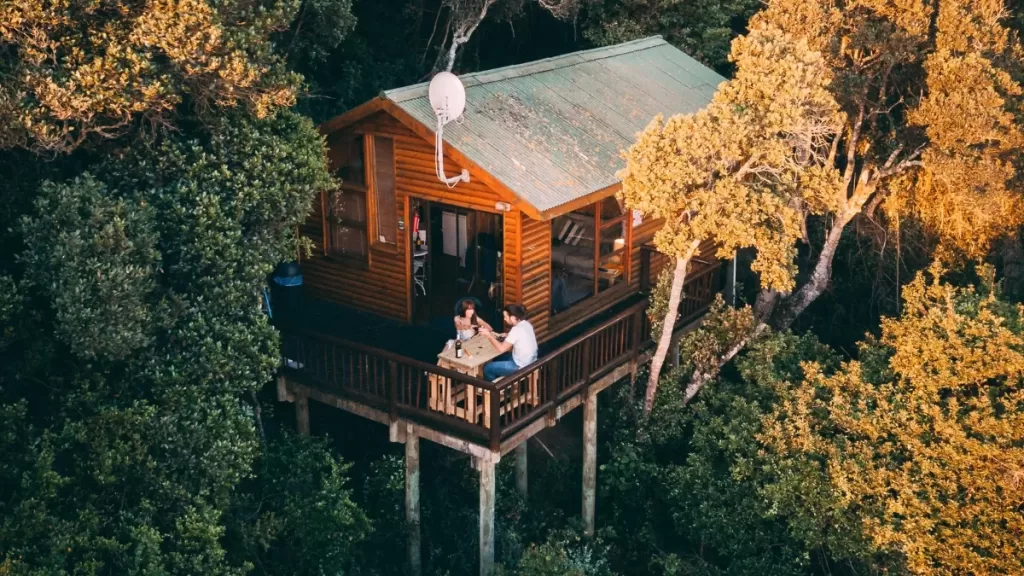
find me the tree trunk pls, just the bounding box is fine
[644,244,698,415]
[682,191,870,405]
[769,213,849,330]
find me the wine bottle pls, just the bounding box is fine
[455,338,463,359]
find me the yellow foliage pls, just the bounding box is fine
[621,0,1024,295]
[763,267,1024,575]
[0,0,300,152]
[619,23,843,291]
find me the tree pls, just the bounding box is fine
[620,0,1024,411]
[762,265,1024,575]
[621,22,844,413]
[0,111,340,575]
[0,0,302,153]
[582,0,762,72]
[429,0,594,72]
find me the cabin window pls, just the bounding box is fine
[550,197,628,315]
[327,134,369,260]
[371,136,398,246]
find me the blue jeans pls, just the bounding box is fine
[484,352,519,381]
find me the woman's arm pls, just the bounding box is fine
[478,316,493,331]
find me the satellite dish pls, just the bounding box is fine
[428,72,470,187]
[429,71,466,124]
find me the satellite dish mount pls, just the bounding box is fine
[428,72,470,188]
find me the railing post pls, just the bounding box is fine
[631,306,642,359]
[489,385,501,452]
[582,338,593,384]
[389,360,398,423]
[547,357,559,407]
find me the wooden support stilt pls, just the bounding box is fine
[405,432,422,576]
[514,441,528,498]
[478,457,496,576]
[295,394,310,436]
[582,389,597,537]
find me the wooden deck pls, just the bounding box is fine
[276,255,724,455]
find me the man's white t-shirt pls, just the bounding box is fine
[505,320,538,367]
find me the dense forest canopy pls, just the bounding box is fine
[1,1,1022,575]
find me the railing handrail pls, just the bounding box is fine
[495,299,648,388]
[280,327,499,391]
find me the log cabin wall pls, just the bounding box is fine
[520,215,552,341]
[301,111,519,322]
[502,209,521,315]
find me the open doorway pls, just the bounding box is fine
[410,199,503,334]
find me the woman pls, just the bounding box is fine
[454,297,493,341]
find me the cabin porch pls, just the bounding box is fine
[274,251,725,576]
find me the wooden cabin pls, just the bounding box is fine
[277,36,728,576]
[299,35,725,343]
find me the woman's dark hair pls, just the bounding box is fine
[504,303,528,321]
[460,299,479,325]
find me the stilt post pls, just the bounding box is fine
[478,457,496,576]
[582,389,598,537]
[514,441,528,498]
[295,394,310,436]
[405,432,422,576]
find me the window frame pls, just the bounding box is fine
[324,134,371,264]
[550,197,633,318]
[368,134,399,252]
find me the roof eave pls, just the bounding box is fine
[538,182,622,221]
[318,95,388,135]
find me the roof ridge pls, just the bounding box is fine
[384,36,666,103]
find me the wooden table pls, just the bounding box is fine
[429,334,502,422]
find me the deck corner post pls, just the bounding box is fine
[295,394,310,436]
[405,432,422,576]
[489,386,501,452]
[275,373,288,402]
[477,456,496,576]
[514,441,528,498]
[582,388,598,538]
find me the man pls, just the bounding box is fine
[481,303,538,381]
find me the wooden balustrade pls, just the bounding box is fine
[279,256,723,451]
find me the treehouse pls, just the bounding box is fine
[275,37,729,576]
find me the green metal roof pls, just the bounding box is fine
[383,36,724,214]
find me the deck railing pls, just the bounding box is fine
[280,258,723,451]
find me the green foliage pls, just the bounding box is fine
[505,528,617,576]
[19,175,161,361]
[599,332,876,575]
[583,0,762,71]
[0,111,341,575]
[226,432,370,576]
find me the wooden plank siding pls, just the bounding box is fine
[302,111,521,323]
[502,209,522,308]
[520,215,552,341]
[300,193,410,320]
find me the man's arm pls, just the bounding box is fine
[481,329,512,354]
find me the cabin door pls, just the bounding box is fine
[409,199,503,332]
